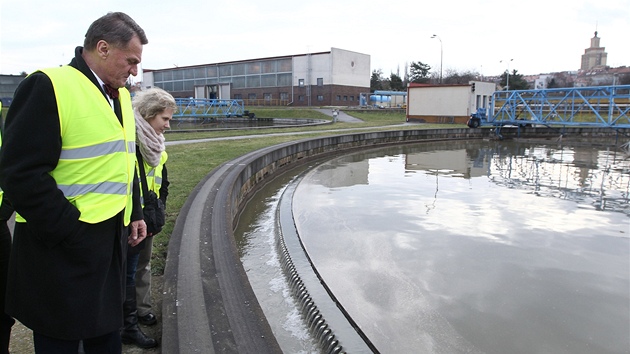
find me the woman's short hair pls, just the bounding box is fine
[132,88,177,121]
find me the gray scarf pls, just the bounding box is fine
[134,109,165,167]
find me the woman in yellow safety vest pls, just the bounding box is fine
[121,87,174,349]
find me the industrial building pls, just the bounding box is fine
[0,74,25,106]
[142,47,370,107]
[405,81,496,124]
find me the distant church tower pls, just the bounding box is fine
[580,31,607,71]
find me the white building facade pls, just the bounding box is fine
[406,81,496,124]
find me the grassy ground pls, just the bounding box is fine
[7,108,462,353]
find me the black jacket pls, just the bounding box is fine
[0,46,143,339]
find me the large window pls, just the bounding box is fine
[261,74,276,87]
[278,58,292,72]
[232,76,246,89]
[194,67,206,78]
[207,66,218,77]
[247,76,261,88]
[246,62,261,74]
[159,82,173,91]
[277,73,291,86]
[219,65,231,77]
[232,63,246,76]
[262,60,275,73]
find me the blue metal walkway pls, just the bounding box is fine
[173,98,254,120]
[472,84,630,129]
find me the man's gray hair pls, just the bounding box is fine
[84,12,148,50]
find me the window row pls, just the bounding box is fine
[232,94,355,102]
[298,95,354,101]
[336,95,355,101]
[153,58,292,82]
[158,73,293,92]
[234,93,291,101]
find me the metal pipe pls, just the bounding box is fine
[431,34,443,84]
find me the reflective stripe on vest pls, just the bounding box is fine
[15,66,136,225]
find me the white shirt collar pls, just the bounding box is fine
[91,69,114,107]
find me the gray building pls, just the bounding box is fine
[0,74,26,106]
[142,47,370,107]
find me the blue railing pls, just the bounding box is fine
[173,98,247,119]
[485,85,630,128]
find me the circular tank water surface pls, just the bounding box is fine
[238,139,630,354]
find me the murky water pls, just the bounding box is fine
[236,139,630,354]
[236,164,322,354]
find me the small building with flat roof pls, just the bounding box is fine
[406,81,496,124]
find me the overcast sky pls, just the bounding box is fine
[1,0,628,79]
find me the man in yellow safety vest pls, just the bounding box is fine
[0,12,148,353]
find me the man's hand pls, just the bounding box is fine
[128,219,147,247]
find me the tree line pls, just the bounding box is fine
[371,61,531,92]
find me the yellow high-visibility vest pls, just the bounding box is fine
[0,128,3,206]
[16,66,136,225]
[139,151,168,202]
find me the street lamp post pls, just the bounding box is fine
[431,34,442,84]
[500,58,513,90]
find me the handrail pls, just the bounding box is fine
[173,98,246,118]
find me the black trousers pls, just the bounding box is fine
[33,331,121,354]
[0,200,14,354]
